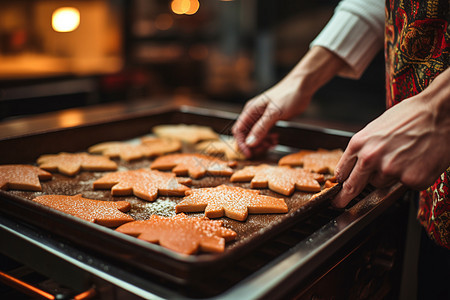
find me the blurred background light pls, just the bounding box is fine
[52,7,80,32]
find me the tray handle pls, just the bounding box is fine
[0,269,96,300]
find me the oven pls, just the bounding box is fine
[0,103,409,299]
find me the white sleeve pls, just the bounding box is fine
[310,0,385,79]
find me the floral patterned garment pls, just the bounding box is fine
[385,0,450,249]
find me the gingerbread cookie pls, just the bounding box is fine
[195,137,246,160]
[279,149,343,175]
[33,194,134,227]
[310,178,340,201]
[0,165,52,191]
[140,136,182,154]
[153,124,219,144]
[150,153,237,179]
[278,150,315,167]
[93,169,191,201]
[175,184,288,221]
[116,213,237,255]
[37,152,117,176]
[230,164,324,195]
[89,138,181,162]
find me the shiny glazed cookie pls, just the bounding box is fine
[33,194,134,227]
[230,164,324,195]
[0,165,52,191]
[116,213,237,255]
[175,184,288,221]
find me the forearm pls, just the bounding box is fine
[277,46,347,99]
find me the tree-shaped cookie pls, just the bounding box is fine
[37,152,117,176]
[230,164,324,195]
[88,137,181,161]
[150,153,237,179]
[0,165,52,191]
[153,124,219,144]
[116,213,237,255]
[93,169,191,201]
[33,194,134,227]
[279,149,343,175]
[175,185,288,221]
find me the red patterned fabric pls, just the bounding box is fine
[385,0,450,249]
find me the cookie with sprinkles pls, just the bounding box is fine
[175,184,288,221]
[88,138,181,162]
[278,150,315,167]
[116,213,237,255]
[153,124,219,144]
[195,137,246,160]
[93,169,191,201]
[0,165,52,191]
[279,149,343,175]
[230,164,324,195]
[150,153,237,179]
[37,152,117,176]
[33,194,134,227]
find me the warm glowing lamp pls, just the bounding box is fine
[52,7,80,32]
[171,0,199,15]
[171,0,189,14]
[185,0,200,15]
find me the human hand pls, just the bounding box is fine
[232,80,312,158]
[333,69,450,208]
[232,46,346,158]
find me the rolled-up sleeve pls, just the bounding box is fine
[310,0,385,79]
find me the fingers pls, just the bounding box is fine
[245,102,281,147]
[248,133,279,157]
[332,157,372,208]
[233,94,281,157]
[334,136,361,183]
[232,98,268,157]
[334,151,357,184]
[333,147,397,208]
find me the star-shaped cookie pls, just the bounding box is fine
[195,137,246,160]
[33,194,134,227]
[0,165,52,191]
[93,169,191,201]
[150,153,237,179]
[175,184,288,221]
[37,152,117,176]
[230,164,324,195]
[279,149,343,174]
[88,138,181,161]
[153,124,219,144]
[278,150,314,166]
[116,213,237,255]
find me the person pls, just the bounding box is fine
[232,0,449,298]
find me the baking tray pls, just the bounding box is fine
[0,105,352,291]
